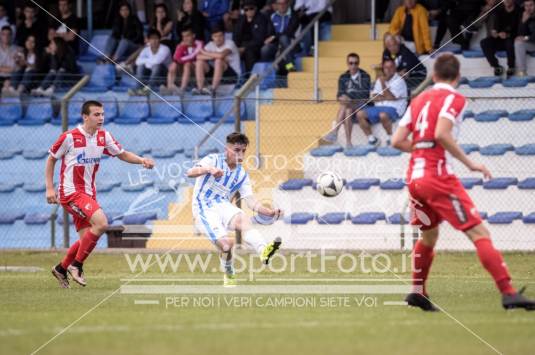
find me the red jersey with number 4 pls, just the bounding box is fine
[399,82,467,182]
[48,125,123,200]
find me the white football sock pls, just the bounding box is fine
[243,229,266,256]
[220,253,234,275]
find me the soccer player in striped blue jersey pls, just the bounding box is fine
[186,132,283,287]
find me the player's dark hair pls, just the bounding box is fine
[1,25,11,33]
[147,28,161,39]
[226,132,249,146]
[434,53,460,81]
[81,100,103,116]
[181,27,193,34]
[347,52,359,62]
[382,57,395,66]
[211,26,224,35]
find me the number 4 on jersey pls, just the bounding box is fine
[415,101,431,138]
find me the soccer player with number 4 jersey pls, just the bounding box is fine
[46,100,155,288]
[392,53,535,311]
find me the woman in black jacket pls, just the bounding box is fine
[32,37,77,97]
[2,34,46,95]
[175,0,205,43]
[103,2,144,62]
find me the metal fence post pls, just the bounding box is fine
[371,0,377,40]
[313,20,320,102]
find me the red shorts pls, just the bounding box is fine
[408,175,482,231]
[60,192,101,231]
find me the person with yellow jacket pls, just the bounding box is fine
[389,0,432,55]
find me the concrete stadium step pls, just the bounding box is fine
[318,40,384,55]
[331,23,390,41]
[301,56,378,73]
[273,88,338,101]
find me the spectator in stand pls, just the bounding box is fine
[201,0,230,31]
[103,2,144,63]
[162,27,203,95]
[294,0,332,56]
[32,37,76,97]
[264,0,299,73]
[421,0,453,50]
[129,29,171,95]
[194,27,241,96]
[0,25,18,89]
[233,0,272,74]
[176,0,205,43]
[389,0,432,55]
[0,4,14,33]
[357,58,408,147]
[515,0,535,76]
[322,53,371,149]
[15,3,47,49]
[447,0,486,51]
[150,3,174,50]
[383,33,427,90]
[54,0,80,55]
[2,34,45,96]
[481,0,521,77]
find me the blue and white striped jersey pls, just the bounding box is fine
[191,153,253,213]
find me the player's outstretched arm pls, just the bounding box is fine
[244,196,283,219]
[435,117,492,179]
[391,125,413,153]
[117,151,155,169]
[186,166,224,178]
[45,156,58,204]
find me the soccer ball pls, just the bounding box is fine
[316,171,344,197]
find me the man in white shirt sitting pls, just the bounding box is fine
[130,29,171,95]
[356,58,408,146]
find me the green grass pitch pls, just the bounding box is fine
[1,250,534,355]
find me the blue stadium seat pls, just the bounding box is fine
[310,145,343,157]
[114,96,149,124]
[56,213,73,225]
[509,109,535,121]
[0,97,22,125]
[0,182,17,193]
[460,143,479,154]
[284,212,315,224]
[347,178,380,190]
[106,211,124,225]
[380,179,405,190]
[460,177,483,189]
[388,213,409,224]
[483,177,518,189]
[78,34,110,62]
[18,98,52,125]
[98,96,119,121]
[22,182,46,192]
[24,212,50,225]
[351,212,386,224]
[0,211,25,224]
[468,76,500,88]
[279,179,313,191]
[96,182,117,193]
[496,51,507,58]
[317,212,347,225]
[22,149,48,160]
[82,64,116,92]
[211,98,246,123]
[0,150,16,160]
[344,145,376,157]
[474,110,508,122]
[121,181,154,192]
[502,77,529,88]
[462,110,475,119]
[252,62,276,89]
[518,178,535,189]
[148,97,181,124]
[479,211,488,220]
[181,96,213,123]
[488,211,522,224]
[123,211,158,224]
[463,50,484,58]
[151,148,179,158]
[112,73,139,92]
[155,180,179,193]
[522,212,535,224]
[51,97,85,126]
[377,146,402,157]
[515,144,535,156]
[479,144,514,156]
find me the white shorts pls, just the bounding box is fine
[194,201,243,243]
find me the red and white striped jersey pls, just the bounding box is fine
[399,82,467,181]
[48,125,124,200]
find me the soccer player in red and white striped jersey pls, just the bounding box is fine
[392,53,535,311]
[46,100,155,288]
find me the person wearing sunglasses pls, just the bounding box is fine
[322,52,371,149]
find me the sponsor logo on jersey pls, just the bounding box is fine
[85,203,92,211]
[76,152,101,165]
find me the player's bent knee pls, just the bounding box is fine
[465,223,490,242]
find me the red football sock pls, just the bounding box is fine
[60,240,80,269]
[75,230,100,264]
[412,239,435,296]
[474,238,516,295]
